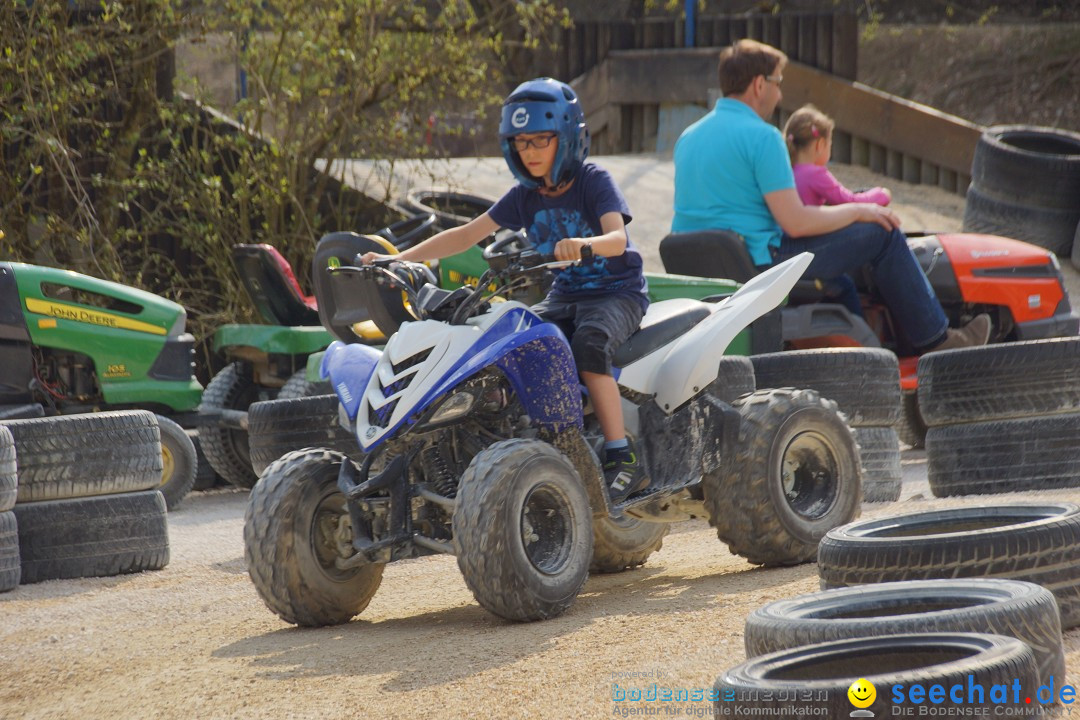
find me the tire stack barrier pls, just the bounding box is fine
[918,338,1080,497]
[0,426,19,592]
[961,125,1080,262]
[750,348,903,502]
[247,394,366,476]
[1,411,170,586]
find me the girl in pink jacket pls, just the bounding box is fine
[784,105,892,207]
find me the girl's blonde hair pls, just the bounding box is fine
[783,104,835,162]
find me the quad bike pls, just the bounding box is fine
[0,261,203,508]
[659,230,1080,446]
[243,240,862,626]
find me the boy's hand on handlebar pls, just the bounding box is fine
[553,238,591,262]
[359,251,394,265]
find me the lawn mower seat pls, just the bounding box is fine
[659,230,829,305]
[232,244,320,327]
[313,232,425,343]
[659,230,879,348]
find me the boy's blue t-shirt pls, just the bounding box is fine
[488,162,649,310]
[671,98,795,266]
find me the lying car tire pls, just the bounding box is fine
[917,337,1080,426]
[715,633,1037,718]
[244,449,384,627]
[709,355,756,404]
[0,511,18,592]
[277,369,331,400]
[589,515,668,574]
[970,125,1080,212]
[818,503,1080,628]
[743,578,1064,686]
[750,348,902,427]
[248,395,364,475]
[453,439,592,622]
[962,183,1079,258]
[0,426,15,512]
[14,490,169,584]
[3,411,161,503]
[853,426,901,503]
[704,389,861,566]
[926,414,1080,497]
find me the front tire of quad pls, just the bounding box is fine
[453,439,592,622]
[244,449,383,627]
[703,389,861,566]
[198,362,262,489]
[589,515,669,574]
[154,415,198,510]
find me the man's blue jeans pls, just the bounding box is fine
[775,223,949,350]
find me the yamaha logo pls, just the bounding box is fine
[365,427,377,439]
[511,107,529,128]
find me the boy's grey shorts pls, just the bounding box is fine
[531,293,645,376]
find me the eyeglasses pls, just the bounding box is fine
[511,133,557,152]
[764,74,783,86]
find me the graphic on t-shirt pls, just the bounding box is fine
[529,208,614,293]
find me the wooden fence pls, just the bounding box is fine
[563,12,980,195]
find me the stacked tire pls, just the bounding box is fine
[247,394,365,475]
[918,338,1080,497]
[962,125,1080,262]
[0,427,18,592]
[1,411,169,586]
[751,348,903,502]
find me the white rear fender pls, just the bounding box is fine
[620,252,813,411]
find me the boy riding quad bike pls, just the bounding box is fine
[243,246,862,625]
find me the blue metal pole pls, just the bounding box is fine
[685,0,696,48]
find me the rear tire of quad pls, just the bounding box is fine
[14,490,169,584]
[750,348,902,427]
[453,439,592,621]
[248,395,364,475]
[703,389,861,566]
[154,415,197,510]
[244,449,384,627]
[198,362,262,489]
[277,369,331,400]
[589,515,668,574]
[3,411,162,503]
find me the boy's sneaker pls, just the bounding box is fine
[604,450,649,503]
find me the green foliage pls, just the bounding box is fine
[0,0,563,351]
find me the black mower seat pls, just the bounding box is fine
[613,299,711,367]
[659,230,829,304]
[233,244,320,327]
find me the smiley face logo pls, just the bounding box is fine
[848,678,876,709]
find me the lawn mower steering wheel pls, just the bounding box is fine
[482,229,532,270]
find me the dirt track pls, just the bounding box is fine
[4,157,1080,719]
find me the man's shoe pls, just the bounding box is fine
[932,313,991,352]
[604,453,649,503]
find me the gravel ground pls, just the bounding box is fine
[3,156,1080,720]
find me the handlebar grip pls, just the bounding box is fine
[580,243,594,263]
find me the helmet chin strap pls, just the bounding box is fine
[537,177,573,196]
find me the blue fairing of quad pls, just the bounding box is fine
[320,340,381,419]
[420,316,583,433]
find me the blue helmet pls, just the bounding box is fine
[499,77,590,189]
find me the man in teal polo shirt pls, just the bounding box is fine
[671,39,990,353]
